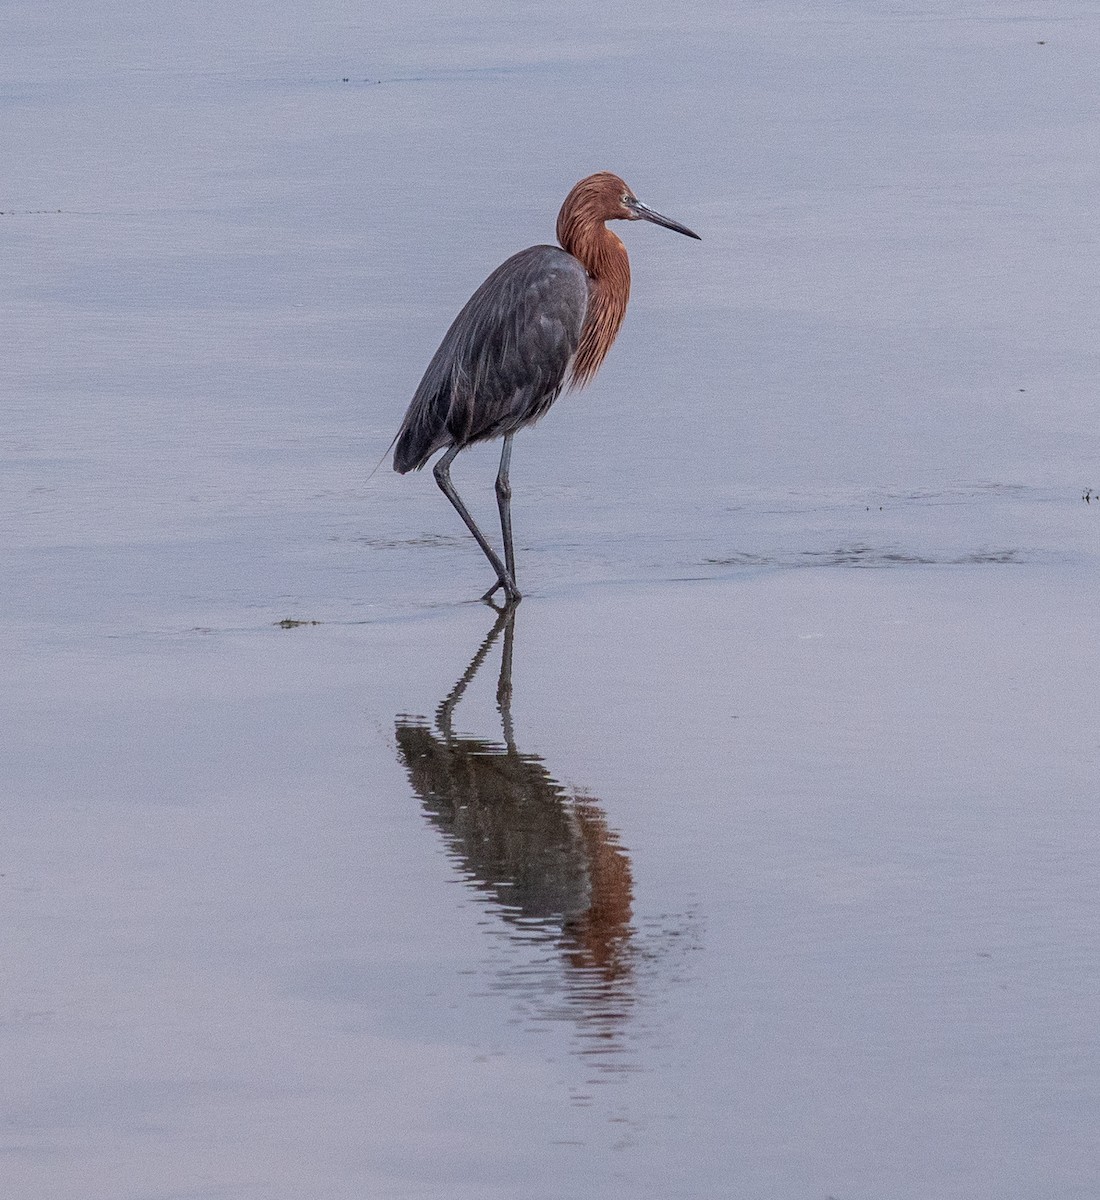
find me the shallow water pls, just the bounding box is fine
[4,2,1100,1197]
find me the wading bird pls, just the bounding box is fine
[392,172,699,604]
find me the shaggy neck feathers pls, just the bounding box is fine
[556,185,632,387]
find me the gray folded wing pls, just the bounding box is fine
[394,245,589,473]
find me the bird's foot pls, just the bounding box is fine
[482,575,521,606]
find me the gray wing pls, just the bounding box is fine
[393,245,589,473]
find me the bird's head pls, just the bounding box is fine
[559,172,700,240]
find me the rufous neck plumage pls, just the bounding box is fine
[556,175,633,387]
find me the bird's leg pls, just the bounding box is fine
[495,433,517,584]
[482,435,518,603]
[433,445,521,603]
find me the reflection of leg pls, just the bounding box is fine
[497,606,516,754]
[436,605,511,739]
[433,445,520,603]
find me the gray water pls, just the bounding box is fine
[4,2,1099,1197]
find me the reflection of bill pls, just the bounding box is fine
[395,607,634,1033]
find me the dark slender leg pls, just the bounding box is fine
[433,444,520,603]
[483,435,519,604]
[496,434,516,583]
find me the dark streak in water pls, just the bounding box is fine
[356,533,464,550]
[704,545,1026,569]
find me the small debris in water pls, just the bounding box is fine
[276,617,322,628]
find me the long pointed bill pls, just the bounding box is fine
[628,198,701,240]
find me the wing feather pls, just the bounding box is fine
[393,246,588,472]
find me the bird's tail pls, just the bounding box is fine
[392,412,440,473]
[392,427,421,474]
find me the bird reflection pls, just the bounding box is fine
[395,606,635,1063]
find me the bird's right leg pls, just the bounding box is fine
[433,445,521,603]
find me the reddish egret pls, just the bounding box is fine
[393,172,699,603]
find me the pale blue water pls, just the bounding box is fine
[3,2,1099,1197]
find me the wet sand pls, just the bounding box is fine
[5,1,1100,1197]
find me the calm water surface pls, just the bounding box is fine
[3,2,1099,1197]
